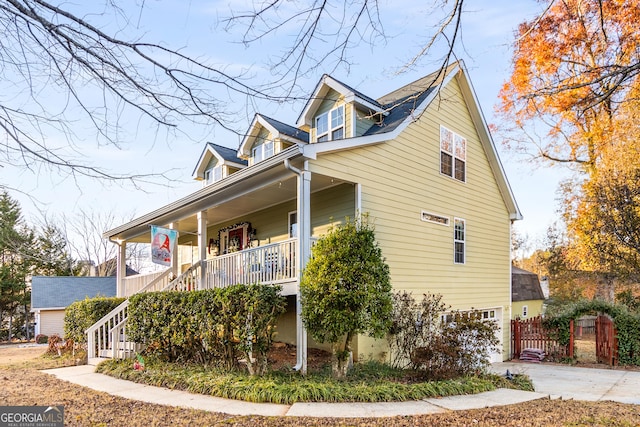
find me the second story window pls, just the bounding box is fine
[440,125,466,182]
[252,140,274,163]
[316,105,344,142]
[454,218,465,264]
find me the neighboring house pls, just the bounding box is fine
[99,61,521,368]
[31,276,117,338]
[511,266,546,319]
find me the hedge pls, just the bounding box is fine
[64,296,126,343]
[128,284,286,375]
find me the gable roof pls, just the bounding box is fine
[301,61,523,221]
[192,143,247,180]
[512,266,545,302]
[297,74,387,127]
[31,276,117,309]
[238,114,309,157]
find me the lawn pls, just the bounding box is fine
[1,344,640,426]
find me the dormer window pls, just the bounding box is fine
[204,165,223,185]
[316,105,344,142]
[252,140,274,163]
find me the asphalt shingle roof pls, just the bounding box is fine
[260,115,309,142]
[207,143,247,165]
[512,266,546,302]
[31,276,117,309]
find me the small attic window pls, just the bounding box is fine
[252,140,274,164]
[204,165,222,185]
[316,105,344,142]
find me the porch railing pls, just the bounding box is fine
[203,238,297,288]
[122,269,171,296]
[87,238,312,360]
[86,268,171,360]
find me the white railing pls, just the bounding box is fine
[86,299,129,360]
[86,268,172,360]
[203,239,297,288]
[163,262,201,292]
[87,238,313,360]
[122,269,171,296]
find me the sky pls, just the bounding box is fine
[2,0,573,251]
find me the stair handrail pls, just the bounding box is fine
[162,260,203,292]
[86,268,171,360]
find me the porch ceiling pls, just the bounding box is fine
[109,156,347,243]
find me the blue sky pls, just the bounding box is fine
[3,0,571,249]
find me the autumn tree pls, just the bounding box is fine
[499,0,640,169]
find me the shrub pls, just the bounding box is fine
[387,291,449,369]
[64,296,126,343]
[301,215,393,378]
[388,292,499,380]
[35,334,49,344]
[127,284,286,375]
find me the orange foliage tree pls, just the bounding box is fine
[498,0,640,170]
[499,0,640,297]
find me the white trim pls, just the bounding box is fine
[453,217,466,265]
[351,104,356,138]
[297,75,387,127]
[455,61,522,220]
[288,210,298,238]
[355,183,362,214]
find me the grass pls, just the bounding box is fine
[96,358,533,404]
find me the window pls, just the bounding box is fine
[288,211,298,238]
[522,305,528,318]
[316,105,344,142]
[421,211,449,226]
[440,126,466,182]
[204,165,222,185]
[252,140,274,163]
[454,218,465,264]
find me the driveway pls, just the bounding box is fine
[492,361,640,404]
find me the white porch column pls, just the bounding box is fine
[197,210,208,290]
[297,166,311,375]
[169,222,179,277]
[116,239,127,297]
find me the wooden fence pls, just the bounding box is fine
[511,316,574,360]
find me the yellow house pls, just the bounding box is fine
[92,61,522,369]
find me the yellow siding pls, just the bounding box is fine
[200,184,355,247]
[39,310,66,337]
[512,300,544,319]
[308,76,512,360]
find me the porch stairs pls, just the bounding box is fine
[86,262,202,365]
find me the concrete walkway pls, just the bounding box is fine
[491,361,640,405]
[41,362,640,418]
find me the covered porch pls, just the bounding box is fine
[105,148,358,298]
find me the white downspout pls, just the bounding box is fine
[284,158,309,374]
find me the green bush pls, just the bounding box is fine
[127,284,286,375]
[301,215,393,378]
[35,334,48,344]
[545,299,640,365]
[64,296,126,343]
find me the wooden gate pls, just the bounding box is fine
[511,316,574,360]
[595,314,618,366]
